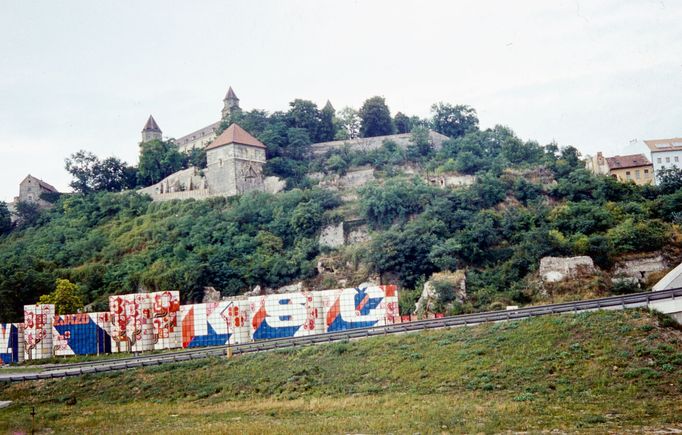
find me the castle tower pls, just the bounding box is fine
[205,123,266,196]
[141,115,162,142]
[222,87,241,119]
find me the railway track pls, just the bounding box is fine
[2,287,680,383]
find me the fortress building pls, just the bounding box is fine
[138,123,269,201]
[139,86,241,153]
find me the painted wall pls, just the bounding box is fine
[52,313,112,356]
[24,304,54,360]
[12,285,400,360]
[0,323,23,364]
[180,299,250,348]
[150,291,182,350]
[109,293,154,353]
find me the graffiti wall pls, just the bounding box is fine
[249,292,323,340]
[321,285,399,332]
[52,313,112,356]
[150,291,181,350]
[24,304,55,360]
[0,323,23,364]
[109,293,153,353]
[7,285,399,360]
[180,299,249,348]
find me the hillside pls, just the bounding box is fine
[1,310,681,432]
[3,104,682,320]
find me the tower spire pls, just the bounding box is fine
[222,86,241,119]
[141,115,162,142]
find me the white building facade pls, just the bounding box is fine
[644,138,682,184]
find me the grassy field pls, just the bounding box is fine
[1,309,681,433]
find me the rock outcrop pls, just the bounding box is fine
[539,256,596,283]
[415,271,467,313]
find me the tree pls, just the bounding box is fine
[0,202,11,234]
[65,150,136,193]
[318,101,337,142]
[394,112,411,134]
[287,99,322,142]
[657,166,682,194]
[38,278,84,314]
[65,150,99,193]
[406,126,433,160]
[285,128,312,160]
[359,96,395,137]
[93,157,137,191]
[336,107,361,139]
[137,140,184,186]
[431,102,479,138]
[13,201,41,228]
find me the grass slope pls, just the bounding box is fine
[1,310,681,433]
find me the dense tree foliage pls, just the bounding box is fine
[137,140,185,186]
[0,202,11,235]
[65,151,137,193]
[3,96,682,322]
[0,189,340,320]
[431,102,479,138]
[359,96,395,137]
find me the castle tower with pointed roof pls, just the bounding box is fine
[141,115,162,143]
[222,87,241,119]
[205,123,266,196]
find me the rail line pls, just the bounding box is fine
[1,287,680,383]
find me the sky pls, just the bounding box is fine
[1,0,681,202]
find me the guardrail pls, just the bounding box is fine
[2,287,680,383]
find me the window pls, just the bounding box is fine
[644,169,649,175]
[635,170,640,179]
[658,157,662,163]
[219,158,223,167]
[676,156,680,162]
[666,157,670,163]
[626,171,631,179]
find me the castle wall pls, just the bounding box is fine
[206,145,238,196]
[310,130,449,156]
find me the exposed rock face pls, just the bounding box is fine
[539,256,596,283]
[316,167,376,191]
[319,222,345,249]
[612,254,667,282]
[263,176,286,194]
[318,220,371,249]
[202,286,221,303]
[425,173,476,189]
[415,271,467,313]
[347,225,370,244]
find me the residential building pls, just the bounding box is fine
[644,137,682,184]
[585,152,653,185]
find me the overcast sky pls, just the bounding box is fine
[1,0,681,202]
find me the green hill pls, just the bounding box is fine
[3,103,682,320]
[1,310,681,433]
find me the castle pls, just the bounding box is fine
[137,86,279,202]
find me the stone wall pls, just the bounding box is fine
[612,254,667,281]
[539,256,596,283]
[310,130,449,156]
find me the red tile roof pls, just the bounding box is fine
[606,154,652,170]
[206,123,266,150]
